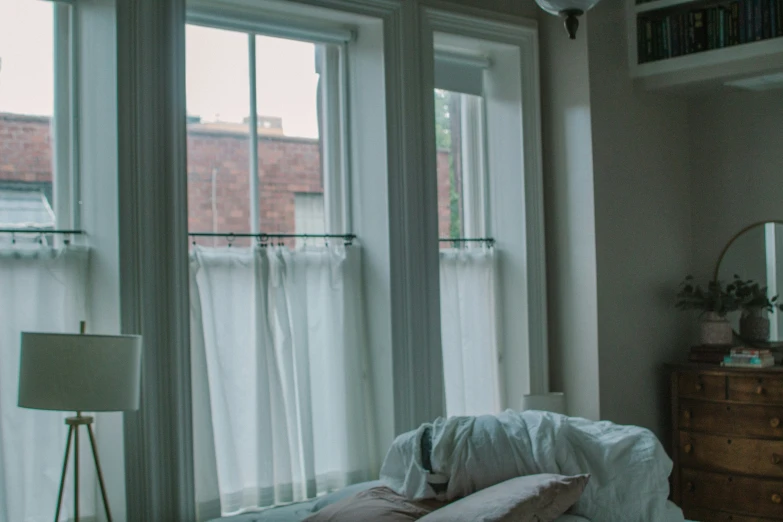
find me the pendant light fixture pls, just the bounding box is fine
[535,0,600,39]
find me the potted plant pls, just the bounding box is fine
[732,276,783,342]
[676,276,739,346]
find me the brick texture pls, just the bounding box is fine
[0,112,453,239]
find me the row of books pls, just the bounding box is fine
[638,0,783,63]
[722,348,775,368]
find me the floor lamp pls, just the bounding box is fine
[17,324,142,522]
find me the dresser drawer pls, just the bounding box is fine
[679,432,783,477]
[684,507,779,522]
[679,398,783,438]
[729,376,783,404]
[679,372,726,400]
[681,468,783,518]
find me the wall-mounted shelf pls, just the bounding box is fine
[635,0,694,13]
[627,0,783,89]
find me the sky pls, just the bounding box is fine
[0,1,320,139]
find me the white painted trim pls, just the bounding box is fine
[186,6,356,43]
[69,2,82,231]
[320,44,347,234]
[53,2,72,234]
[460,95,487,240]
[339,43,353,233]
[247,35,260,234]
[423,8,549,401]
[116,0,196,519]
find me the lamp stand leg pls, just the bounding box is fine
[74,413,79,522]
[86,422,113,522]
[54,425,75,522]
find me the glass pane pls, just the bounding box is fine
[0,0,56,229]
[255,35,324,246]
[186,28,328,249]
[186,25,253,247]
[435,89,464,244]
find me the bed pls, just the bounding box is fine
[207,481,595,522]
[209,413,692,522]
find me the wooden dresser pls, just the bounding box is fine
[670,364,783,521]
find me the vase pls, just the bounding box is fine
[700,312,733,346]
[740,310,771,342]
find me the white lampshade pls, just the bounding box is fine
[521,392,567,415]
[18,332,142,412]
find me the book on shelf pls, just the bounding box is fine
[637,0,783,64]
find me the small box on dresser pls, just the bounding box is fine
[670,363,783,521]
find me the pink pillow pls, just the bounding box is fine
[418,474,590,522]
[303,486,447,522]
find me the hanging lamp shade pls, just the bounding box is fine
[535,0,601,39]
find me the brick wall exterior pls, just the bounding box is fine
[436,150,452,239]
[0,112,453,239]
[0,114,53,183]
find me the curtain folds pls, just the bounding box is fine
[0,245,94,522]
[190,245,376,518]
[439,247,501,417]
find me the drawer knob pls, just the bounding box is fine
[686,481,695,492]
[772,418,781,428]
[773,493,782,504]
[683,409,692,420]
[773,454,782,465]
[684,443,693,454]
[695,383,703,392]
[757,385,766,395]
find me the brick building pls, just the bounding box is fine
[0,112,453,239]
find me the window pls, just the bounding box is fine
[186,23,347,247]
[185,9,374,520]
[429,20,546,417]
[433,50,498,417]
[0,0,76,231]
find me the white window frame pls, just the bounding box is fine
[186,0,400,495]
[423,9,548,407]
[185,7,352,236]
[51,0,80,233]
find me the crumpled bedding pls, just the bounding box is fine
[379,410,686,522]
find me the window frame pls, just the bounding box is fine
[52,0,80,233]
[423,8,548,407]
[185,8,352,237]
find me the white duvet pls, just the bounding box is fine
[380,410,686,522]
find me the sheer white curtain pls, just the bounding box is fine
[190,245,376,518]
[439,247,501,417]
[0,245,95,522]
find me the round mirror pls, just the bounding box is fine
[716,221,783,344]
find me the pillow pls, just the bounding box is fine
[303,486,447,522]
[418,474,590,522]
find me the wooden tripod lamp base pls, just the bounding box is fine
[55,413,113,522]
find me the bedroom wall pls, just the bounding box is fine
[689,90,783,284]
[585,0,693,439]
[539,14,601,421]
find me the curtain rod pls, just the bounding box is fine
[439,238,495,245]
[0,229,83,234]
[188,232,356,240]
